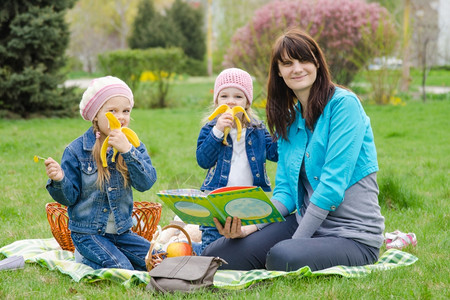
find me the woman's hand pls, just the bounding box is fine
[108,129,132,153]
[44,157,64,181]
[215,112,234,132]
[214,217,257,239]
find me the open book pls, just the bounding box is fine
[156,186,285,227]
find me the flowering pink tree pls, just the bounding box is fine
[224,0,397,90]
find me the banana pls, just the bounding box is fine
[100,112,140,167]
[207,104,250,145]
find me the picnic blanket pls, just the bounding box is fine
[0,238,418,290]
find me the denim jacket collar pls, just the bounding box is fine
[82,127,96,152]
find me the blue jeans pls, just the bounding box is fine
[71,231,150,270]
[199,225,222,254]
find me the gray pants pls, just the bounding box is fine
[202,214,379,271]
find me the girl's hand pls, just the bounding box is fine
[213,217,257,239]
[44,157,64,181]
[215,112,234,132]
[108,129,132,153]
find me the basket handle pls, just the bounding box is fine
[160,224,192,248]
[146,223,195,271]
[148,223,194,257]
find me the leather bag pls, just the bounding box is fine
[146,256,227,293]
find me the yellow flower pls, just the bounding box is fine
[253,99,267,109]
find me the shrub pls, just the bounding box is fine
[98,48,186,108]
[0,1,79,118]
[224,0,397,94]
[351,18,401,104]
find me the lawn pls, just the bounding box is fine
[0,86,449,298]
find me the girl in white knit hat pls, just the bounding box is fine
[195,68,278,254]
[44,76,157,270]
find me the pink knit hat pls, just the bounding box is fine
[213,68,253,105]
[79,76,134,121]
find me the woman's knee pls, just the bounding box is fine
[266,239,313,271]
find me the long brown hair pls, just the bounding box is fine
[266,28,335,140]
[92,122,130,190]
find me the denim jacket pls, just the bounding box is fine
[196,119,278,192]
[274,87,378,213]
[46,127,157,235]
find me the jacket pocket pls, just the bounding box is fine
[80,160,98,193]
[81,160,97,175]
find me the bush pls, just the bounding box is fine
[98,48,186,108]
[183,58,207,76]
[0,1,79,118]
[224,0,397,93]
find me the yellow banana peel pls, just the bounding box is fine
[207,104,250,145]
[100,112,140,167]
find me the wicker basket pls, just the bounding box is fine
[45,202,162,252]
[145,224,194,271]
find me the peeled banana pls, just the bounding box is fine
[207,104,250,145]
[100,112,140,167]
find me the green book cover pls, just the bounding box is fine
[156,186,286,227]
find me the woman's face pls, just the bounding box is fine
[95,96,132,138]
[277,54,317,101]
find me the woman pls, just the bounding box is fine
[202,28,385,272]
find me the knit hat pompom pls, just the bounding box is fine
[79,76,134,121]
[213,68,253,105]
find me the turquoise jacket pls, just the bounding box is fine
[273,87,378,213]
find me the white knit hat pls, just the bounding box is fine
[213,68,253,105]
[79,76,134,121]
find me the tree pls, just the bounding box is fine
[128,0,182,50]
[66,0,140,73]
[224,0,397,91]
[0,0,79,118]
[212,0,271,73]
[129,0,206,75]
[166,0,205,61]
[411,1,440,102]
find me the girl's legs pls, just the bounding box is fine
[113,231,151,271]
[201,214,298,270]
[71,231,150,270]
[199,225,223,254]
[266,236,379,272]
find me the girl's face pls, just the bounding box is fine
[95,96,132,137]
[277,54,317,101]
[217,87,248,109]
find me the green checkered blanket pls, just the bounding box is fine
[0,238,418,290]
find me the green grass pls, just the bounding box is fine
[0,97,449,298]
[409,68,450,87]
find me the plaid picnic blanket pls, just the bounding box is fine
[0,238,418,290]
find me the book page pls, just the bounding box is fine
[157,189,224,226]
[207,187,285,225]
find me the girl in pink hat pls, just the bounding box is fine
[195,68,278,254]
[44,76,157,270]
